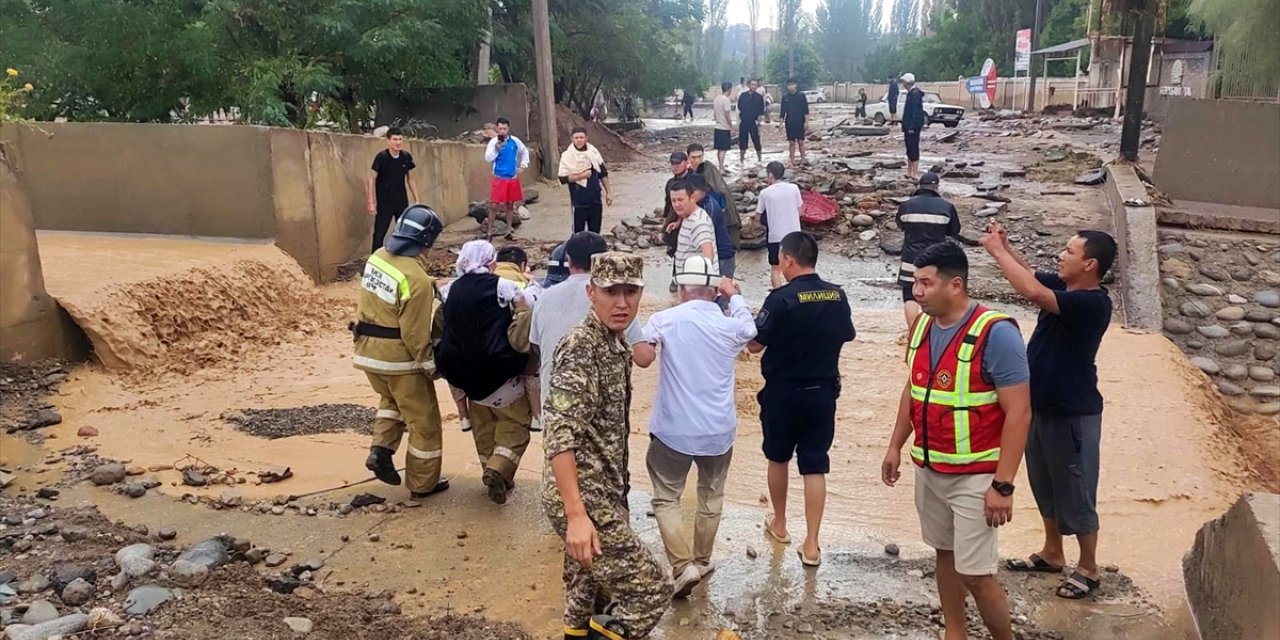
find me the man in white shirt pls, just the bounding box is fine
[529,231,642,416]
[633,257,757,599]
[756,161,804,289]
[666,180,718,276]
[712,81,734,170]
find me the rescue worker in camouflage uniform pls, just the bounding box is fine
[353,205,451,498]
[543,253,672,640]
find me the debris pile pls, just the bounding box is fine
[608,212,665,251]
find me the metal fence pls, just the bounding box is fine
[1214,38,1280,103]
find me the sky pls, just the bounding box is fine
[724,0,824,28]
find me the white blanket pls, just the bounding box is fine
[558,143,604,187]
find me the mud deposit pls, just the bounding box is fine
[35,235,346,376]
[0,494,533,640]
[224,405,374,440]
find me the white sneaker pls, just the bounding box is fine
[697,561,716,578]
[529,416,543,432]
[460,418,472,432]
[672,564,702,599]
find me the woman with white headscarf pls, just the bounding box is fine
[435,240,536,505]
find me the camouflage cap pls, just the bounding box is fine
[590,252,645,288]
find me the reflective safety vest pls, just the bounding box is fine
[907,306,1015,475]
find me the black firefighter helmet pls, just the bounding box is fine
[386,204,444,257]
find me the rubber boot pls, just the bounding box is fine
[564,629,587,640]
[587,614,630,640]
[365,446,401,486]
[482,468,509,505]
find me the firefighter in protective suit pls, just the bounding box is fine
[353,204,450,498]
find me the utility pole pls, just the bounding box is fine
[532,0,557,179]
[1025,0,1044,112]
[476,5,492,85]
[1120,6,1156,161]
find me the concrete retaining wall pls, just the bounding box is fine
[1104,165,1162,331]
[377,84,531,141]
[1183,493,1280,640]
[1152,99,1280,209]
[0,138,87,362]
[0,123,517,283]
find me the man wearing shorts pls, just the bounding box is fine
[901,73,925,181]
[749,232,854,568]
[896,172,960,328]
[982,223,1116,601]
[712,82,734,170]
[736,79,767,165]
[755,161,803,289]
[882,241,1031,640]
[483,116,530,240]
[779,79,809,165]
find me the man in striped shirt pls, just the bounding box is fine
[665,179,719,276]
[896,172,960,328]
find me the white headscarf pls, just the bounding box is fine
[456,240,497,277]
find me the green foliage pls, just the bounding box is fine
[766,41,821,88]
[1189,0,1279,81]
[1039,0,1089,75]
[815,0,882,82]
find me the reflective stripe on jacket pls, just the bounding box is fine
[353,249,440,376]
[906,306,1014,474]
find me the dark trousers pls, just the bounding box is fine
[683,103,694,118]
[739,122,761,152]
[573,204,603,233]
[372,206,401,254]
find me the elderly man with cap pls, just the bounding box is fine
[436,240,535,505]
[633,257,756,599]
[901,72,926,180]
[544,252,672,640]
[896,171,961,329]
[353,204,450,498]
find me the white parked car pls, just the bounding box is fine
[802,89,828,103]
[865,91,965,128]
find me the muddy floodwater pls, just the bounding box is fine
[2,112,1262,639]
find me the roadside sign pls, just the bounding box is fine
[982,58,997,108]
[966,77,986,94]
[1015,29,1031,71]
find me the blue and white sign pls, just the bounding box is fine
[966,76,987,94]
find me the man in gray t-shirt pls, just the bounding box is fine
[529,232,641,414]
[929,302,1028,386]
[712,81,734,169]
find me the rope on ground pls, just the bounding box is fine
[283,466,407,502]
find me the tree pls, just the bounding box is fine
[778,0,804,78]
[890,0,920,35]
[766,40,821,87]
[1189,0,1279,82]
[702,0,730,81]
[816,0,882,81]
[747,0,761,76]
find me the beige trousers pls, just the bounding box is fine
[366,371,443,495]
[645,436,734,576]
[469,395,533,483]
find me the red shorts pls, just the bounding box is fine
[490,176,524,204]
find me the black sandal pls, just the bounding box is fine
[1057,571,1100,599]
[1006,554,1064,573]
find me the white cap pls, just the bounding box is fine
[673,256,720,288]
[900,72,916,84]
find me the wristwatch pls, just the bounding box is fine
[991,480,1015,496]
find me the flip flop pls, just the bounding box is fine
[763,515,791,544]
[796,547,821,567]
[1006,554,1065,573]
[1057,571,1100,599]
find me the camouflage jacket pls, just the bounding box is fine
[541,310,633,520]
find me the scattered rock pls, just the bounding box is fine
[265,554,287,568]
[52,565,95,592]
[376,600,401,615]
[367,533,381,543]
[123,585,174,616]
[35,487,59,500]
[858,229,878,242]
[851,213,874,227]
[245,548,269,565]
[880,238,903,255]
[169,560,209,587]
[20,600,60,625]
[1215,306,1246,321]
[157,528,177,541]
[271,506,286,516]
[4,612,89,640]
[1257,290,1280,308]
[1190,357,1220,375]
[746,547,758,559]
[115,544,157,578]
[176,536,230,570]
[90,463,127,486]
[17,575,51,594]
[1187,283,1223,296]
[76,426,99,438]
[60,527,87,543]
[87,607,122,628]
[884,543,900,556]
[181,469,207,487]
[350,493,386,508]
[60,578,94,606]
[283,616,314,635]
[1196,325,1230,339]
[1073,169,1106,186]
[123,482,147,499]
[219,489,243,508]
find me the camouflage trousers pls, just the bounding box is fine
[548,503,672,638]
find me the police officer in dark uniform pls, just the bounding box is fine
[896,171,960,328]
[747,231,855,567]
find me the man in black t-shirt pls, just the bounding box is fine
[980,221,1117,601]
[779,80,809,165]
[366,127,419,254]
[737,78,768,165]
[748,231,855,567]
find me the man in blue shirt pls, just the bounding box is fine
[980,221,1116,601]
[685,173,736,278]
[900,73,926,181]
[483,116,530,240]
